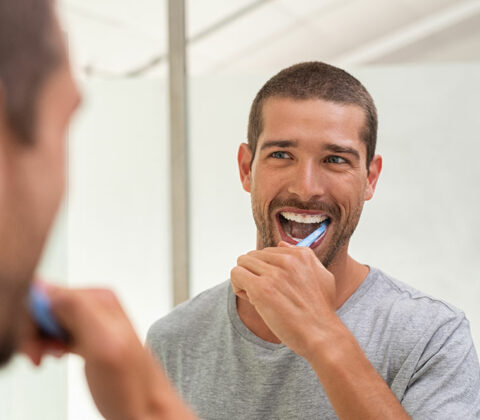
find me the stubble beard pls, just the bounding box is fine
[251,194,365,269]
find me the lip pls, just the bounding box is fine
[275,207,331,247]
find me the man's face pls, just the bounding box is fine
[0,47,80,365]
[238,97,381,268]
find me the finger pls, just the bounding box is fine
[20,336,69,366]
[243,251,292,270]
[255,246,299,254]
[234,289,248,301]
[45,288,109,353]
[230,265,257,301]
[261,245,315,258]
[47,290,126,361]
[246,246,310,267]
[237,254,272,276]
[46,284,116,301]
[49,287,121,319]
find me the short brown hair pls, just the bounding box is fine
[247,62,377,167]
[0,0,62,143]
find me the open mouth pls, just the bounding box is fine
[277,210,330,246]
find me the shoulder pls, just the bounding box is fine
[359,270,480,414]
[368,267,464,325]
[350,268,478,381]
[353,267,470,355]
[146,280,230,350]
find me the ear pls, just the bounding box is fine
[364,154,382,201]
[237,142,253,193]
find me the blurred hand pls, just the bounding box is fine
[21,283,196,420]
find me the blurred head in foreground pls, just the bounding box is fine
[0,0,81,364]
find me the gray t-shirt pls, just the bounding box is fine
[147,267,480,419]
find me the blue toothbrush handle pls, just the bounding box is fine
[29,284,69,342]
[296,220,329,247]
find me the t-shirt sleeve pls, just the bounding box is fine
[145,320,167,367]
[401,314,480,419]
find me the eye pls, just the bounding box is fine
[271,151,290,159]
[325,155,347,164]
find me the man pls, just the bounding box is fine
[0,1,196,418]
[147,62,480,419]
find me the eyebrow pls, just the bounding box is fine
[260,140,298,151]
[324,144,361,160]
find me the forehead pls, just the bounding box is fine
[259,97,367,152]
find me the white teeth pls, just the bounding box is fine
[280,211,328,224]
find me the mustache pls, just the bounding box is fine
[269,196,340,219]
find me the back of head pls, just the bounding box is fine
[0,0,62,143]
[247,62,377,167]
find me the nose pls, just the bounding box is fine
[286,159,326,202]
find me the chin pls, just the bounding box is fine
[0,275,32,368]
[0,330,17,367]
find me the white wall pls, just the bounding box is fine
[189,64,480,351]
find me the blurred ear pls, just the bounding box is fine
[364,154,382,201]
[237,143,252,193]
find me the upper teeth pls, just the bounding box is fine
[280,211,328,223]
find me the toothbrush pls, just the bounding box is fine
[29,284,69,342]
[296,220,329,248]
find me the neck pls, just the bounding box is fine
[236,246,369,344]
[327,249,370,309]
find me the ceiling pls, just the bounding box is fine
[58,0,480,78]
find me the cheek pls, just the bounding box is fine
[47,127,68,177]
[250,183,266,216]
[37,128,68,207]
[251,176,284,214]
[251,168,270,201]
[328,178,365,214]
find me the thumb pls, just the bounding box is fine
[278,241,295,248]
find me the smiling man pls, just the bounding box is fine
[147,62,480,419]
